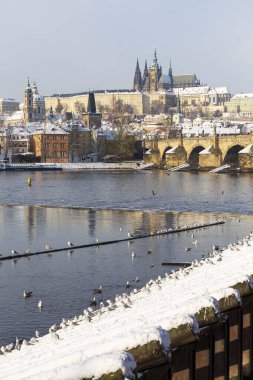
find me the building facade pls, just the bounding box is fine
[30,124,69,163]
[0,99,19,115]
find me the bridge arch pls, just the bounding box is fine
[188,145,205,169]
[162,146,173,160]
[223,144,244,166]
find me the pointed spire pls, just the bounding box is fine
[87,92,96,113]
[26,77,31,89]
[169,60,173,76]
[169,60,173,87]
[152,49,158,68]
[143,59,148,82]
[136,58,140,71]
[133,58,142,91]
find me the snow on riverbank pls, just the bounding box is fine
[1,234,253,379]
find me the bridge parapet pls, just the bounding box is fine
[144,134,253,171]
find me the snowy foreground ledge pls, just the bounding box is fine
[1,235,253,379]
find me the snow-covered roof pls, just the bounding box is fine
[232,93,253,99]
[165,145,180,154]
[159,74,171,84]
[6,110,24,121]
[215,87,230,94]
[239,144,253,154]
[174,86,210,95]
[199,146,213,155]
[31,123,69,135]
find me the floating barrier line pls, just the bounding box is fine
[0,220,225,262]
[161,262,191,266]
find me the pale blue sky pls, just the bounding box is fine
[1,0,253,100]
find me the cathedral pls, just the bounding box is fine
[23,79,45,123]
[133,51,200,92]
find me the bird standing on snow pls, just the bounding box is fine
[90,297,97,306]
[45,244,52,251]
[67,241,74,247]
[11,249,18,255]
[35,330,40,338]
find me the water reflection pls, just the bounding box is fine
[0,205,252,346]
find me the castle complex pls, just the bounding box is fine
[133,51,200,92]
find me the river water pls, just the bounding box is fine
[0,170,252,346]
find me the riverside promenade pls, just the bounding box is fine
[1,234,253,379]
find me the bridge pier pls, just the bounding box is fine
[144,135,253,172]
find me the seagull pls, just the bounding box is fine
[93,285,102,294]
[128,232,134,238]
[24,249,30,255]
[147,249,152,254]
[192,240,198,245]
[185,246,191,252]
[45,244,52,251]
[152,190,156,196]
[35,330,40,338]
[67,241,74,247]
[191,234,195,239]
[51,332,60,342]
[38,300,43,309]
[11,249,18,255]
[131,251,136,259]
[96,239,100,244]
[90,297,97,307]
[149,264,154,268]
[23,290,33,298]
[135,277,140,282]
[125,281,130,289]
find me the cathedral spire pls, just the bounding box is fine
[143,60,148,82]
[169,60,173,87]
[133,58,142,91]
[152,49,158,68]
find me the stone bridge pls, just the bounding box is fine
[144,134,253,171]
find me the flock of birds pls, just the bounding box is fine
[0,217,231,357]
[1,230,251,356]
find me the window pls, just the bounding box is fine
[61,143,64,148]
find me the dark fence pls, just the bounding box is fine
[138,294,253,380]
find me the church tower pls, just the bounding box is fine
[169,60,173,88]
[133,59,142,91]
[82,92,102,129]
[24,78,33,123]
[149,50,161,92]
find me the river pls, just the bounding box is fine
[0,170,252,345]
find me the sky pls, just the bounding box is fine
[1,0,253,101]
